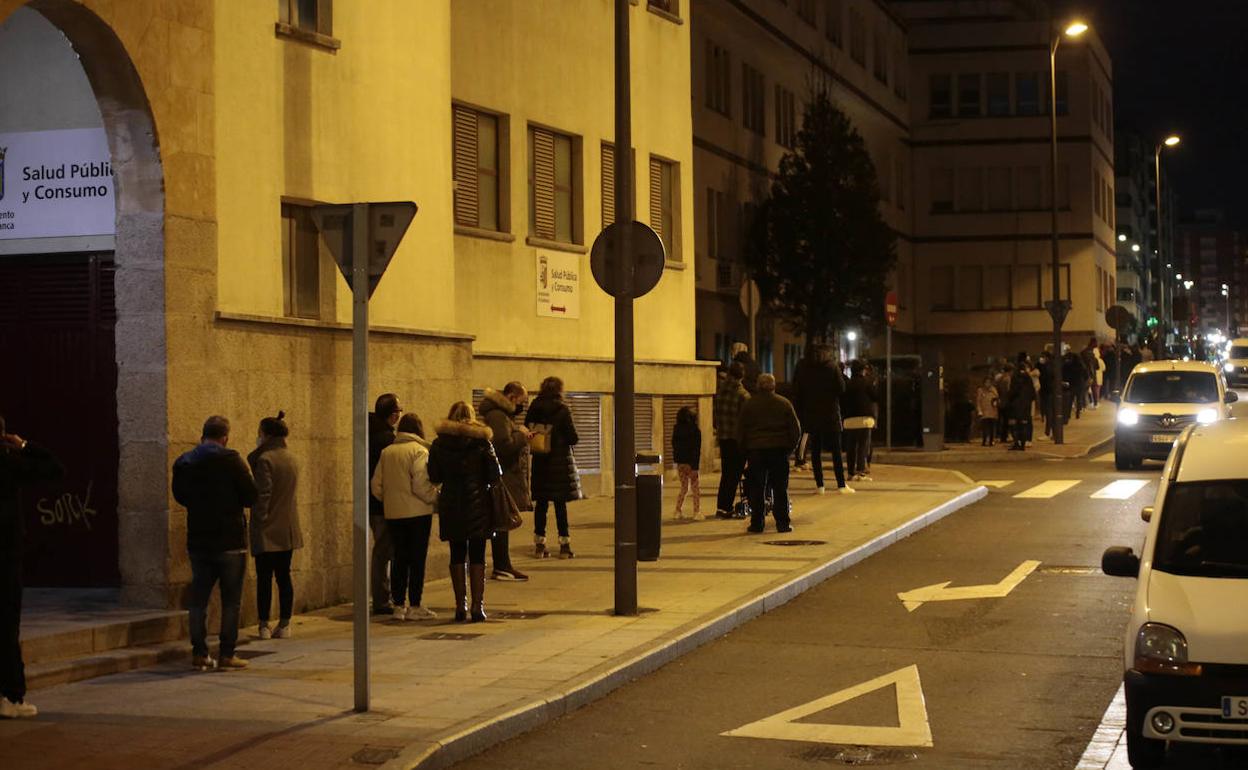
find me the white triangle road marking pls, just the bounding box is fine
[1090,479,1150,500]
[898,559,1041,612]
[722,665,933,748]
[1013,479,1080,498]
[979,480,1014,488]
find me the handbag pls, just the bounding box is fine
[528,423,552,455]
[843,416,876,430]
[490,482,524,532]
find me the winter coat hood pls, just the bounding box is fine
[435,420,493,443]
[479,388,516,417]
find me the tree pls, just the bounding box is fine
[745,84,897,346]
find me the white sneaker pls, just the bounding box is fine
[258,623,272,640]
[0,698,36,719]
[409,605,438,620]
[838,486,856,495]
[688,512,704,521]
[273,623,292,639]
[397,606,410,621]
[815,486,826,495]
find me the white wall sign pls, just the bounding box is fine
[0,128,115,240]
[536,249,581,319]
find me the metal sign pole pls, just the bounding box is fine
[886,324,893,450]
[612,0,638,617]
[351,203,370,712]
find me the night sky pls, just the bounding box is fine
[1077,0,1248,226]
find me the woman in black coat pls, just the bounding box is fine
[525,376,582,559]
[428,402,501,623]
[1007,365,1037,451]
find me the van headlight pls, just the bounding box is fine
[1118,408,1140,426]
[1197,408,1219,424]
[1225,362,1235,373]
[1135,623,1202,676]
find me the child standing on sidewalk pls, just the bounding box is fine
[976,377,999,447]
[671,406,702,521]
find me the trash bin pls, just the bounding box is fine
[636,453,662,562]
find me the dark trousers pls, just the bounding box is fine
[490,529,513,571]
[746,448,791,530]
[844,428,870,476]
[534,500,569,538]
[389,516,432,607]
[255,549,294,623]
[980,418,997,446]
[369,514,393,609]
[1012,417,1033,448]
[0,551,25,703]
[188,551,245,659]
[449,538,488,566]
[809,431,846,489]
[716,439,746,513]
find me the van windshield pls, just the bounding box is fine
[1230,346,1248,360]
[1124,371,1219,404]
[1155,481,1248,578]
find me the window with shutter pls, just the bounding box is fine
[453,107,480,227]
[601,142,615,231]
[453,106,502,231]
[649,156,677,261]
[529,126,577,243]
[281,202,323,319]
[279,0,332,36]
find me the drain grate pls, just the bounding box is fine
[798,745,919,765]
[491,610,546,620]
[763,539,828,547]
[1036,565,1101,575]
[351,747,400,765]
[419,632,483,641]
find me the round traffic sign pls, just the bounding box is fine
[1105,304,1133,332]
[590,221,665,299]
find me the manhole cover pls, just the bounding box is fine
[419,632,482,641]
[799,745,919,765]
[763,539,828,547]
[351,747,400,765]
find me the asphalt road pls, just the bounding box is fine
[453,451,1162,769]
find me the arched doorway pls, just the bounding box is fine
[0,0,166,600]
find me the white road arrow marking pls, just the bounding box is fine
[722,665,933,748]
[898,560,1041,612]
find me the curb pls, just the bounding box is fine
[876,434,1114,464]
[390,485,989,770]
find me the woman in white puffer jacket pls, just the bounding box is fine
[370,413,438,620]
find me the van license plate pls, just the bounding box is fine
[1150,434,1176,444]
[1221,696,1248,719]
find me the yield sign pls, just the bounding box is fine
[311,202,417,299]
[897,560,1041,612]
[722,665,933,748]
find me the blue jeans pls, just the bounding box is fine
[188,551,245,658]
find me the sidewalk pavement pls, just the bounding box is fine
[876,399,1116,464]
[3,465,985,770]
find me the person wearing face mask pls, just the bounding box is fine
[248,411,302,640]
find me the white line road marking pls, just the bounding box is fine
[1075,684,1128,769]
[722,665,933,748]
[979,480,1015,488]
[1090,479,1150,500]
[1013,480,1081,498]
[897,560,1042,612]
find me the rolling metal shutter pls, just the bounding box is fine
[567,393,602,472]
[662,396,698,468]
[634,396,654,452]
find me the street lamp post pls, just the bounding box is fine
[1047,20,1086,445]
[1153,135,1181,358]
[1223,284,1231,335]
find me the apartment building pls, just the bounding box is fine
[1177,210,1248,336]
[896,0,1117,371]
[690,0,913,379]
[1113,127,1179,339]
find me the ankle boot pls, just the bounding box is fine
[468,564,487,623]
[449,563,468,622]
[534,535,549,559]
[558,536,574,560]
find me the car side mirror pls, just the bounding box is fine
[1226,391,1239,404]
[1141,506,1154,523]
[1102,546,1141,578]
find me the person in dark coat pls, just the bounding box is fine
[1062,349,1088,423]
[478,383,531,582]
[525,377,582,559]
[731,342,762,394]
[428,402,501,623]
[712,362,750,518]
[792,345,852,494]
[738,374,802,533]
[1007,363,1037,450]
[367,393,402,614]
[841,361,878,480]
[671,406,702,520]
[1037,351,1055,436]
[172,415,258,671]
[0,414,62,719]
[247,411,303,640]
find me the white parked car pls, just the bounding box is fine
[1114,360,1237,470]
[1102,419,1248,767]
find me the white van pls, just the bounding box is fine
[1102,420,1248,767]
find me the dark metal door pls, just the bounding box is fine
[0,253,120,586]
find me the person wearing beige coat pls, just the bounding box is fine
[370,414,438,621]
[247,413,303,640]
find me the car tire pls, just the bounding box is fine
[1115,447,1136,471]
[1126,729,1165,768]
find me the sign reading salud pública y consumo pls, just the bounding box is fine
[0,128,116,240]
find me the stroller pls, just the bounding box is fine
[731,469,787,521]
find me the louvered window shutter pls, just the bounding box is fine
[453,107,479,227]
[649,157,664,243]
[316,0,333,36]
[601,143,616,231]
[532,128,557,240]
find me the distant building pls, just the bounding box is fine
[1177,210,1248,337]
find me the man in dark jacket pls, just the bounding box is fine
[713,362,750,518]
[0,414,62,719]
[792,345,852,495]
[1061,349,1088,423]
[368,393,402,614]
[738,374,802,533]
[731,343,762,395]
[172,415,257,671]
[479,383,530,581]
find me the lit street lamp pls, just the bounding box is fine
[1047,19,1087,445]
[1153,134,1182,357]
[1223,283,1231,335]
